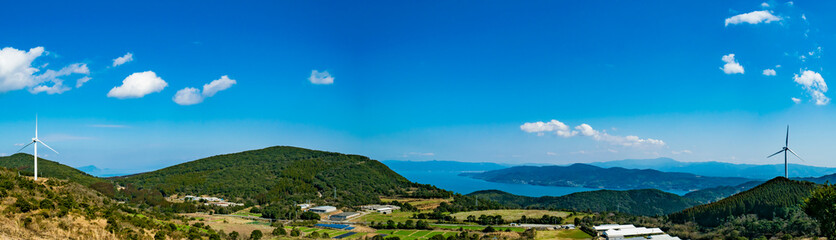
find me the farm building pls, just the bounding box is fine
[594,224,670,240]
[510,223,575,230]
[309,206,338,213]
[360,204,401,211]
[297,203,312,210]
[329,212,361,221]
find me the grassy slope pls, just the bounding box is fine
[113,146,449,206]
[0,153,103,186]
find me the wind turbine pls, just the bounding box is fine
[767,125,804,178]
[16,116,59,180]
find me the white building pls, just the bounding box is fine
[297,203,312,210]
[329,212,361,221]
[595,224,666,240]
[309,206,338,213]
[360,204,401,211]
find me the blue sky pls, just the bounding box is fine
[1,1,835,172]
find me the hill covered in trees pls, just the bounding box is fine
[461,163,753,191]
[682,180,764,204]
[669,177,817,227]
[0,153,103,186]
[467,188,698,216]
[113,146,451,207]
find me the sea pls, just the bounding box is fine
[392,169,691,197]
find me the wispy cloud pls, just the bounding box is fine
[402,152,435,158]
[309,70,334,85]
[112,52,133,67]
[89,124,129,128]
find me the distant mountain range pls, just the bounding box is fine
[461,163,754,192]
[589,157,836,180]
[468,188,699,216]
[380,160,509,172]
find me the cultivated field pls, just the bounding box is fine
[534,229,592,240]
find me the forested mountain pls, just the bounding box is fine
[462,163,753,191]
[589,157,836,180]
[682,181,764,204]
[113,146,451,206]
[669,177,817,227]
[0,153,103,186]
[467,189,698,216]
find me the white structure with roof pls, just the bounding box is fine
[603,227,665,239]
[594,224,636,233]
[309,206,338,213]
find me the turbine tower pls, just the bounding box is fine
[16,116,59,180]
[767,125,804,178]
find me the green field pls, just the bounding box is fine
[355,210,429,223]
[535,229,592,240]
[430,224,526,232]
[373,229,458,240]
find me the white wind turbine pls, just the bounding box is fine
[766,125,804,178]
[16,116,59,180]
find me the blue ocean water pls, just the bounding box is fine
[394,170,690,197]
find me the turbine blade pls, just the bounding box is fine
[16,141,35,153]
[37,140,59,155]
[787,148,805,162]
[767,149,785,158]
[785,125,789,147]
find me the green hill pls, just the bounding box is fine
[113,146,451,206]
[669,177,817,227]
[467,188,698,216]
[0,153,103,186]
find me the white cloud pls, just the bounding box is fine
[546,152,557,156]
[76,76,92,88]
[725,10,781,26]
[520,120,577,137]
[763,69,776,76]
[521,121,665,147]
[0,46,44,92]
[761,2,770,7]
[0,46,91,94]
[173,75,237,105]
[107,71,168,99]
[721,54,745,74]
[173,87,203,105]
[112,52,133,67]
[309,70,334,85]
[791,97,801,104]
[793,70,829,105]
[672,150,693,155]
[202,75,237,97]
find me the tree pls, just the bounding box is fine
[482,226,496,233]
[291,228,301,237]
[300,211,321,220]
[229,231,240,240]
[250,230,263,240]
[154,231,166,240]
[309,232,321,238]
[804,183,836,238]
[272,227,287,236]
